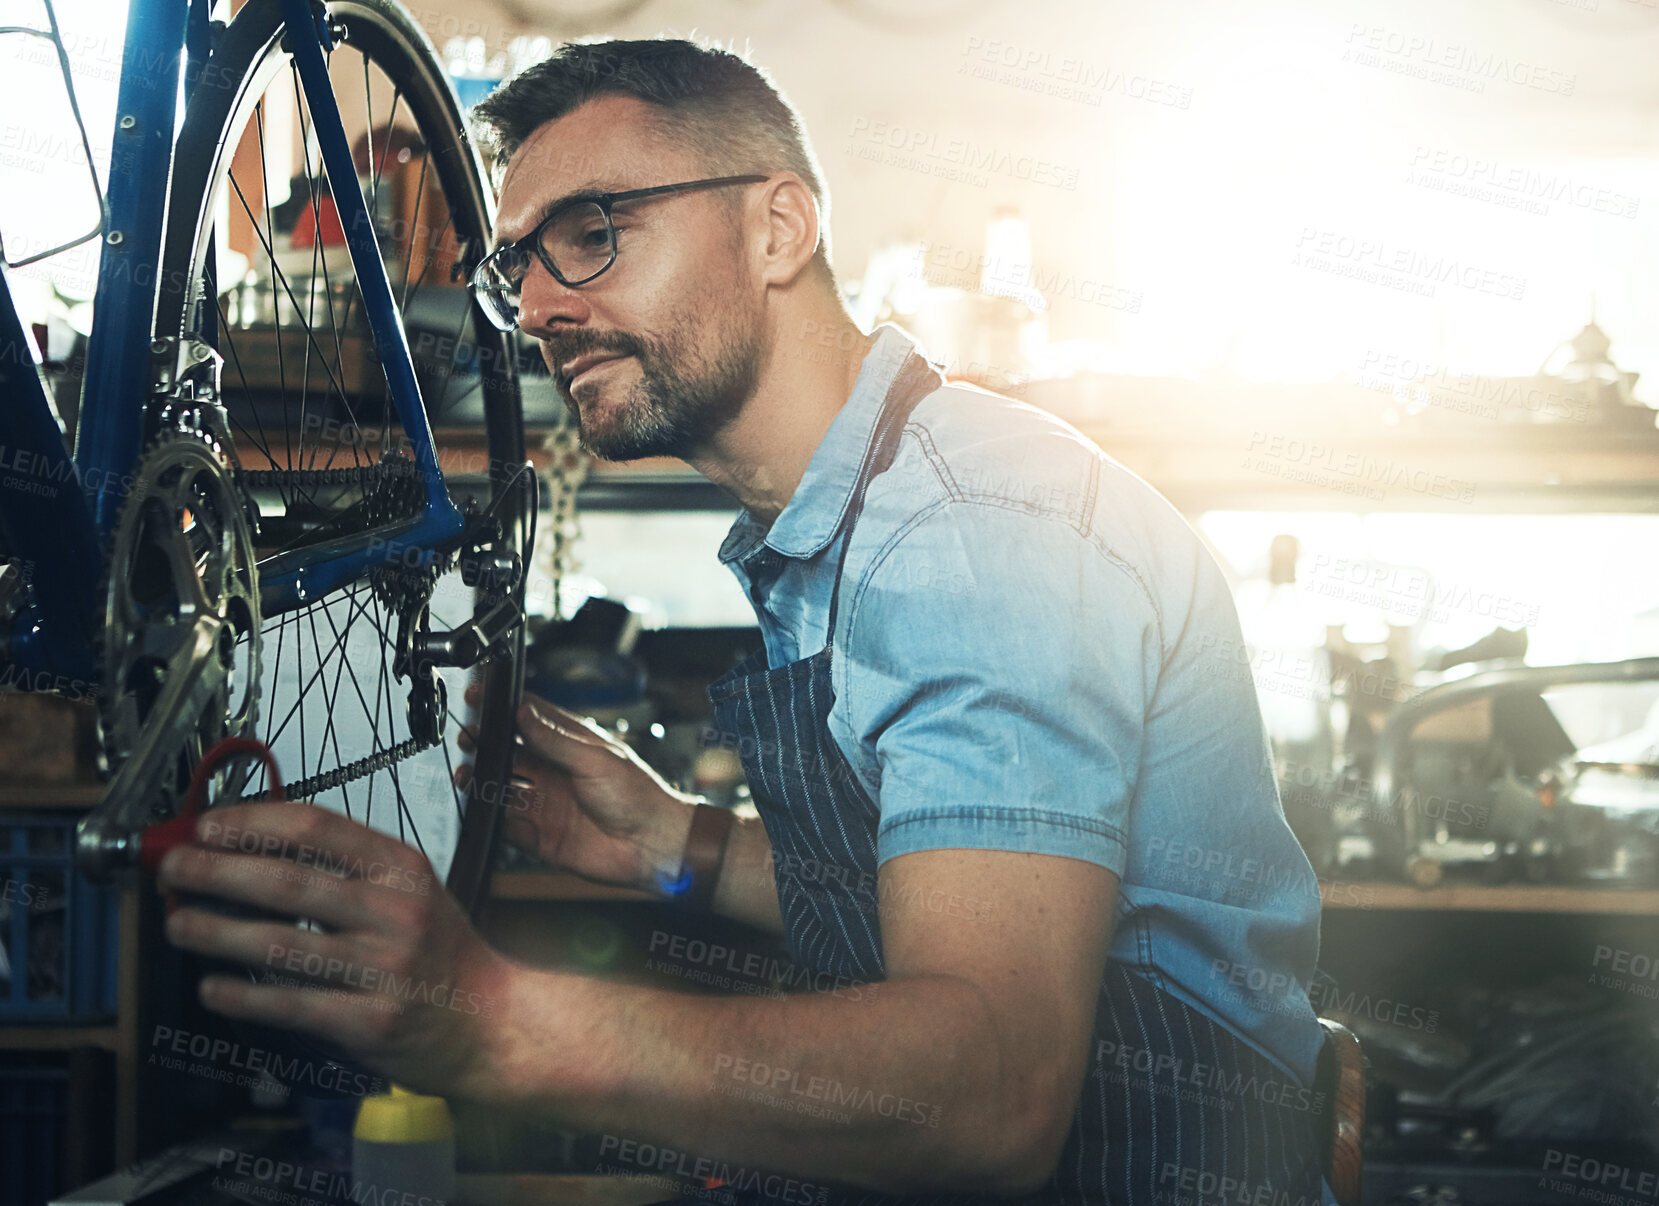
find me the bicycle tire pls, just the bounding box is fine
[152,0,529,918]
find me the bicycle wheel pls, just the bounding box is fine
[147,0,530,915]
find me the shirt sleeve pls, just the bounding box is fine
[835,499,1164,878]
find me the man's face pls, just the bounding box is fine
[494,96,765,462]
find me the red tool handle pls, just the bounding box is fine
[140,736,283,912]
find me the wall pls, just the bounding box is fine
[396,0,1659,386]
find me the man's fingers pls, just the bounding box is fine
[167,910,361,984]
[500,811,538,855]
[462,677,521,710]
[197,973,400,1054]
[453,762,545,818]
[158,845,388,932]
[197,801,412,871]
[515,698,614,772]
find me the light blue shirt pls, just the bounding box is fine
[718,322,1325,1087]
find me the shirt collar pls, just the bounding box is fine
[718,322,922,566]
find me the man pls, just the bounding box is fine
[159,37,1332,1205]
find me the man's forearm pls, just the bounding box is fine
[467,960,1043,1197]
[708,811,784,934]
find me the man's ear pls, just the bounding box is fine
[753,172,820,288]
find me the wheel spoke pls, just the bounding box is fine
[226,172,354,415]
[258,584,388,747]
[152,0,527,893]
[252,103,292,477]
[291,61,359,474]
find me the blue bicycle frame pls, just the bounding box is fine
[0,0,464,689]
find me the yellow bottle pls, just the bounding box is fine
[352,1084,456,1204]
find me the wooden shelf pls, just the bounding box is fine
[490,871,652,902]
[0,784,104,809]
[493,873,1659,914]
[454,1174,668,1206]
[231,383,1659,515]
[540,418,1659,514]
[0,1024,118,1051]
[1322,882,1659,913]
[1083,423,1659,513]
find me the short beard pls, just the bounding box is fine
[559,313,763,463]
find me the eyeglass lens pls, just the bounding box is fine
[543,201,615,284]
[475,252,525,330]
[473,200,616,330]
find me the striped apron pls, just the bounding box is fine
[700,352,1327,1205]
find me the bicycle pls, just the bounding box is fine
[0,0,536,922]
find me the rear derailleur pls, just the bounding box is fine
[384,469,536,746]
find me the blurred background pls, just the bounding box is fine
[3,1,1659,1204]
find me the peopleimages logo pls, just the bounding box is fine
[212,1148,447,1206]
[259,945,495,1019]
[1207,960,1440,1032]
[1541,1148,1659,1200]
[0,121,97,171]
[1243,431,1478,505]
[711,1054,942,1128]
[198,819,429,896]
[1158,1162,1322,1206]
[846,118,1082,191]
[646,930,879,1003]
[959,37,1195,110]
[1308,980,1439,1033]
[0,875,50,911]
[597,1135,830,1205]
[1144,837,1309,891]
[1406,146,1640,220]
[149,1025,384,1096]
[1275,757,1492,832]
[1589,944,1659,1001]
[1095,1039,1327,1115]
[1341,24,1577,95]
[1303,552,1544,628]
[1292,227,1527,302]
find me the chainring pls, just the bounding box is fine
[100,430,262,820]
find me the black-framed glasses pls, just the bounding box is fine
[468,174,770,331]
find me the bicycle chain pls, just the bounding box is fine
[236,458,437,801]
[248,735,432,802]
[541,424,589,619]
[236,461,423,491]
[232,453,532,800]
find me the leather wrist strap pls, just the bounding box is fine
[678,803,735,912]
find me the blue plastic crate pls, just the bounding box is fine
[0,813,118,1022]
[0,1058,67,1206]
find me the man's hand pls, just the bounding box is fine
[455,685,697,894]
[156,801,514,1101]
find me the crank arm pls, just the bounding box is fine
[77,614,230,879]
